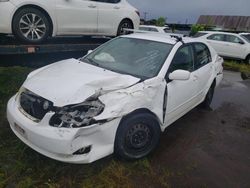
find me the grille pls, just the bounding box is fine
[19,90,52,121]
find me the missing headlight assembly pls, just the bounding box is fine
[49,99,105,128]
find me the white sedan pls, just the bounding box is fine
[139,25,170,33]
[7,33,223,163]
[0,0,140,43]
[194,31,250,64]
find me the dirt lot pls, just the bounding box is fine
[0,68,249,188]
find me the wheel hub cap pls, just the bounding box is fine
[126,124,151,149]
[19,13,46,40]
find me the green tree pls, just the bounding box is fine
[190,24,205,36]
[156,17,166,27]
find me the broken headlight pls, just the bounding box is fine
[49,99,104,128]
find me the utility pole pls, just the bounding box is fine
[143,12,148,21]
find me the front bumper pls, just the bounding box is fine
[7,96,121,164]
[0,1,16,34]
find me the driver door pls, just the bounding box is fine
[164,44,200,126]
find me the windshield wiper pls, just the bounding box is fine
[81,57,100,67]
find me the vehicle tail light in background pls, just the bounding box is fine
[135,10,140,17]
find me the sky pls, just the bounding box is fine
[127,0,250,24]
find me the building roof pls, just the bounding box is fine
[197,15,250,32]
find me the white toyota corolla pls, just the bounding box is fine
[7,33,223,163]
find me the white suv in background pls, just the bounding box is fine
[239,33,250,43]
[0,0,140,43]
[194,31,250,64]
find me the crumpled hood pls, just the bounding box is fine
[23,58,140,106]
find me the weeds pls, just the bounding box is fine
[223,61,250,73]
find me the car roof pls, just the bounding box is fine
[198,31,240,35]
[121,33,199,45]
[239,33,250,35]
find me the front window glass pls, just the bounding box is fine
[149,28,159,32]
[139,27,150,31]
[81,37,173,79]
[207,34,225,41]
[168,45,194,73]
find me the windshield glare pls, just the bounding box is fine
[81,37,173,79]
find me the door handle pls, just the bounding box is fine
[114,6,120,9]
[88,4,97,8]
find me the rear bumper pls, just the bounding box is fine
[7,96,121,164]
[216,73,223,87]
[0,2,16,34]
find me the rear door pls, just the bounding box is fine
[55,0,98,35]
[224,34,247,59]
[192,43,214,101]
[93,0,123,35]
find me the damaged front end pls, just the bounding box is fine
[18,88,106,128]
[49,99,105,128]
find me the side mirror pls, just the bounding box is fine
[87,50,93,55]
[238,41,245,45]
[169,70,191,81]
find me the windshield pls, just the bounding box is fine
[81,37,173,79]
[240,34,250,43]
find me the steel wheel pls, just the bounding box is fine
[114,113,161,160]
[19,13,46,40]
[246,55,250,65]
[125,123,152,152]
[200,83,215,109]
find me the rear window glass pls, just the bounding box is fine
[193,32,208,38]
[240,34,250,43]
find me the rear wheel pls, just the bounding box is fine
[245,55,250,65]
[13,7,50,44]
[114,113,161,160]
[117,20,133,36]
[201,84,215,108]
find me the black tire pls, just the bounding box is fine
[201,84,215,108]
[114,113,161,160]
[245,55,250,65]
[12,7,50,44]
[117,20,133,36]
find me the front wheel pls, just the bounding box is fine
[117,20,133,36]
[12,8,50,44]
[114,113,161,160]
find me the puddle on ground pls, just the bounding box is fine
[211,71,250,112]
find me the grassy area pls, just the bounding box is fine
[223,61,250,74]
[0,66,173,187]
